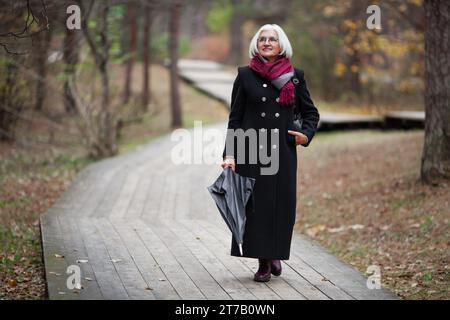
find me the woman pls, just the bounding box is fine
[221,24,320,282]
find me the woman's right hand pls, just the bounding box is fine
[221,157,236,171]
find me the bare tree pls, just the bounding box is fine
[63,20,81,114]
[0,0,48,139]
[420,0,450,184]
[141,0,153,110]
[0,60,27,141]
[0,0,49,55]
[169,0,182,128]
[122,1,139,105]
[34,24,53,111]
[78,0,117,158]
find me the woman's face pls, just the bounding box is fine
[257,29,281,62]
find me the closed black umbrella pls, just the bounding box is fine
[207,167,256,256]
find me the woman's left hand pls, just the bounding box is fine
[287,130,309,146]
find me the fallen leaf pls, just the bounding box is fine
[328,226,346,233]
[8,279,17,287]
[76,259,88,263]
[306,224,326,237]
[348,224,364,230]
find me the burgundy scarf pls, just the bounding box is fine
[249,53,295,106]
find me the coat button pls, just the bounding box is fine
[261,97,267,102]
[276,97,280,103]
[263,83,267,87]
[275,112,280,117]
[274,128,279,133]
[260,128,266,132]
[272,144,277,149]
[261,112,265,117]
[259,144,263,149]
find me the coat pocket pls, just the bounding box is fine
[287,132,296,147]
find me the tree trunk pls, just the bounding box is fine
[122,2,138,105]
[142,3,152,111]
[99,4,116,158]
[228,0,244,65]
[80,0,117,158]
[420,0,450,184]
[35,27,53,111]
[169,0,182,128]
[63,27,81,114]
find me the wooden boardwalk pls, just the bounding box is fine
[41,121,398,300]
[176,58,424,130]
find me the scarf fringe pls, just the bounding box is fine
[279,81,295,106]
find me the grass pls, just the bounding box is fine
[295,129,449,299]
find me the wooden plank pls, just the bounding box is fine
[170,219,282,300]
[110,218,180,299]
[124,175,152,220]
[71,165,123,218]
[193,219,310,300]
[112,156,164,220]
[197,219,352,300]
[40,213,80,299]
[172,168,191,220]
[109,172,140,219]
[123,154,169,220]
[92,169,129,218]
[272,261,330,300]
[158,175,177,220]
[291,235,399,299]
[76,218,130,299]
[128,219,206,300]
[141,156,173,219]
[93,218,156,299]
[147,219,232,300]
[57,215,104,299]
[189,165,209,220]
[283,251,354,300]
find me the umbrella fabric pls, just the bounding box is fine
[207,167,255,256]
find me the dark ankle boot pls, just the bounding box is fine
[271,259,282,276]
[254,259,271,282]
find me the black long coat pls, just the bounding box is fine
[222,66,320,260]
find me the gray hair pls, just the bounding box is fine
[248,24,293,59]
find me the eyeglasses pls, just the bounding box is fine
[258,36,279,44]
